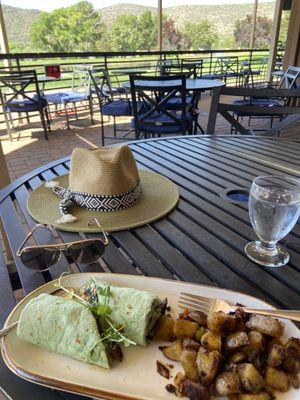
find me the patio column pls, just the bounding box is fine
[283,0,300,68]
[266,0,284,82]
[250,0,258,49]
[0,2,11,69]
[158,0,163,52]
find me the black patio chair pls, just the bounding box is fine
[230,65,300,132]
[203,56,243,85]
[180,59,203,79]
[130,75,197,139]
[207,86,300,136]
[89,68,133,145]
[156,58,180,76]
[0,70,50,140]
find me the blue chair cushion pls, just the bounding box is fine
[45,92,69,104]
[202,73,224,79]
[112,86,128,94]
[45,91,89,104]
[232,98,283,117]
[165,95,193,110]
[224,72,243,78]
[5,95,47,112]
[62,92,89,103]
[102,99,132,116]
[233,98,282,107]
[131,111,192,133]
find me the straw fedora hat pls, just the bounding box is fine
[27,145,179,232]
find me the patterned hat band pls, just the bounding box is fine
[45,180,142,224]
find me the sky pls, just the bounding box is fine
[3,0,275,12]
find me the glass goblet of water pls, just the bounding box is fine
[245,175,300,268]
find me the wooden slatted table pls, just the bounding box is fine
[1,135,300,399]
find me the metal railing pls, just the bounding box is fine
[0,48,271,129]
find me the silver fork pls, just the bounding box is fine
[178,292,300,322]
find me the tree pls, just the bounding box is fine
[162,18,183,50]
[279,10,290,44]
[30,1,104,52]
[183,20,218,50]
[234,14,272,49]
[105,14,141,52]
[105,11,157,52]
[136,11,157,51]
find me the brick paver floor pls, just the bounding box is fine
[0,92,296,181]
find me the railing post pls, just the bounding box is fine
[209,51,213,74]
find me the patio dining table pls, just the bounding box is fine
[123,78,226,133]
[1,135,300,399]
[122,77,225,91]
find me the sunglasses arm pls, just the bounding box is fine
[88,218,109,245]
[16,224,52,256]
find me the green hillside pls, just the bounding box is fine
[3,2,276,48]
[3,4,40,45]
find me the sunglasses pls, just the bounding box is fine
[16,218,108,272]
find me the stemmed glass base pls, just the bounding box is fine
[245,241,289,268]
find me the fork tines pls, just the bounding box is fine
[178,292,213,314]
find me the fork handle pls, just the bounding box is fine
[0,321,18,339]
[242,308,300,322]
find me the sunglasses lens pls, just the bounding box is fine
[21,247,60,271]
[67,240,105,265]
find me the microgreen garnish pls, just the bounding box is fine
[55,274,136,348]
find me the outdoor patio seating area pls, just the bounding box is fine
[0,0,300,400]
[2,90,298,182]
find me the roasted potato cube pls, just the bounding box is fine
[207,311,236,334]
[238,394,271,400]
[248,331,265,350]
[183,338,201,351]
[173,319,198,339]
[201,331,222,352]
[228,351,247,364]
[264,366,290,392]
[268,337,283,347]
[187,310,207,327]
[215,371,241,396]
[181,379,210,400]
[225,331,249,351]
[173,371,185,389]
[287,373,299,389]
[243,331,265,362]
[246,315,284,337]
[155,315,175,341]
[282,337,300,373]
[196,347,221,386]
[181,350,198,381]
[266,343,285,367]
[282,355,300,373]
[237,363,264,392]
[160,340,182,361]
[285,337,300,355]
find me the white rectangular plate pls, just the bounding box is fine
[1,273,299,400]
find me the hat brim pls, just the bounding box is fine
[27,171,179,232]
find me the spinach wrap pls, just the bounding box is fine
[17,293,110,369]
[80,279,164,346]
